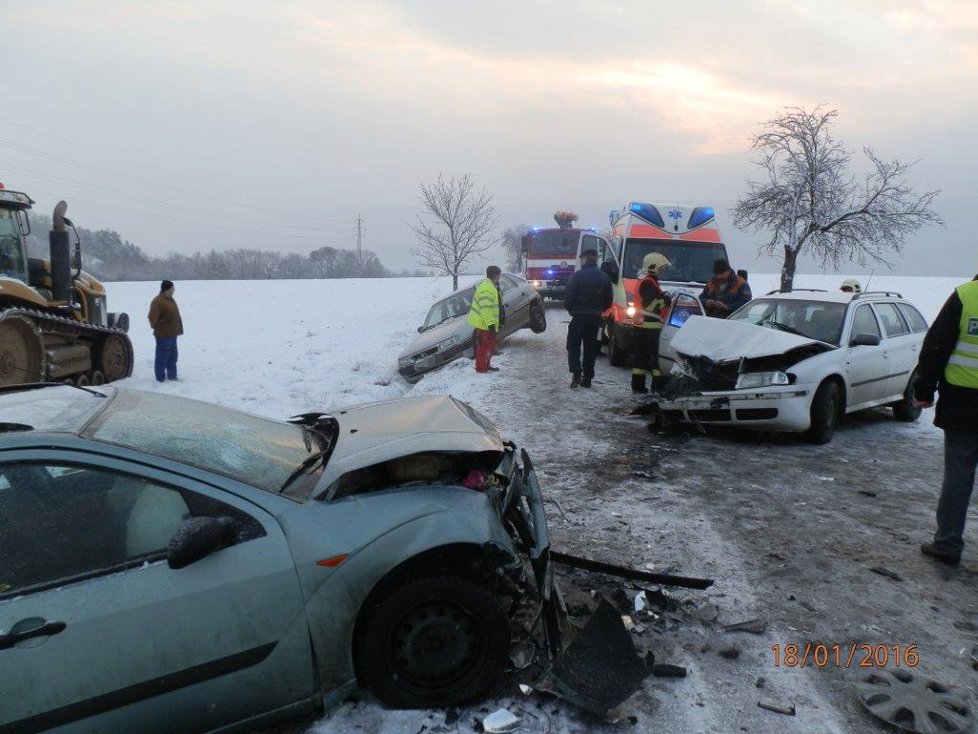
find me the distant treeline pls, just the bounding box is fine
[23,214,420,281]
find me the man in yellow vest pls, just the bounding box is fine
[468,265,503,373]
[914,275,978,566]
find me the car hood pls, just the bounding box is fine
[671,315,833,361]
[320,395,503,488]
[398,316,470,359]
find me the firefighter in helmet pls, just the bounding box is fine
[631,252,672,394]
[840,278,862,294]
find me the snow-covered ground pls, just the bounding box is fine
[103,273,975,734]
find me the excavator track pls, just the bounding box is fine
[0,306,134,386]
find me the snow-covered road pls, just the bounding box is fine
[103,274,975,734]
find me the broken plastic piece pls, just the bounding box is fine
[758,699,796,716]
[621,615,634,630]
[482,708,520,733]
[870,566,903,581]
[550,598,651,715]
[721,617,767,634]
[634,590,647,612]
[652,663,687,678]
[518,683,533,695]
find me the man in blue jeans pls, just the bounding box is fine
[915,274,978,566]
[563,249,613,388]
[148,280,184,382]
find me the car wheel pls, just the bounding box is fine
[357,574,509,708]
[529,302,547,334]
[892,370,922,422]
[608,328,626,367]
[806,379,841,444]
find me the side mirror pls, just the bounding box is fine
[167,516,238,569]
[600,261,619,284]
[849,332,881,347]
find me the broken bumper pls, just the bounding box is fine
[657,383,814,431]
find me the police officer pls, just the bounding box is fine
[914,275,978,566]
[564,248,613,388]
[631,253,672,394]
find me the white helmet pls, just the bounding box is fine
[639,252,672,278]
[840,278,861,294]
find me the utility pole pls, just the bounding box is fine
[355,215,364,275]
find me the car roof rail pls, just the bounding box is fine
[764,288,828,295]
[852,290,903,299]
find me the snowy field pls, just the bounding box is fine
[108,272,959,422]
[102,273,974,734]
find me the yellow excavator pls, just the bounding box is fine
[0,184,133,386]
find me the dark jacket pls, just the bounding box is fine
[564,263,613,317]
[914,287,978,433]
[148,294,184,339]
[699,273,751,317]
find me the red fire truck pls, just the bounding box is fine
[521,226,606,301]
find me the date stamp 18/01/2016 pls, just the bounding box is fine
[772,643,920,669]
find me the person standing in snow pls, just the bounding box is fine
[468,266,503,373]
[563,248,613,389]
[148,279,184,382]
[914,275,978,566]
[700,258,751,318]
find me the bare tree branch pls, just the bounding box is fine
[733,106,943,290]
[410,173,499,291]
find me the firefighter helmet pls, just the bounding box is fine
[840,278,862,294]
[639,252,671,278]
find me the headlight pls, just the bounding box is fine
[626,305,636,318]
[438,334,464,350]
[531,280,543,288]
[735,371,789,389]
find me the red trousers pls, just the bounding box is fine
[475,329,497,372]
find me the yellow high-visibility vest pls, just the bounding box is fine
[945,280,978,389]
[467,278,501,331]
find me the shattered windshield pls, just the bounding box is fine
[728,298,847,345]
[423,287,474,329]
[84,390,327,498]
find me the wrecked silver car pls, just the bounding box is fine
[2,385,689,733]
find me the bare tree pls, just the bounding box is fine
[733,106,942,291]
[501,224,527,273]
[411,173,499,290]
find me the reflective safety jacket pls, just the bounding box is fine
[467,278,501,331]
[633,275,669,330]
[945,280,978,389]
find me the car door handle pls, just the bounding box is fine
[0,620,67,650]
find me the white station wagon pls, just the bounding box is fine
[656,289,928,443]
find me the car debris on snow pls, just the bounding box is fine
[869,565,903,581]
[758,698,796,716]
[652,663,688,678]
[481,708,521,733]
[721,617,767,634]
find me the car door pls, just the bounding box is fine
[872,301,917,400]
[659,290,705,376]
[843,303,889,406]
[0,453,313,734]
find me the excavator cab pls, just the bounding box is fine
[0,185,133,387]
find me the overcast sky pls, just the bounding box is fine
[4,0,976,276]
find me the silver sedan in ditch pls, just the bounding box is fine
[0,384,557,734]
[398,274,547,379]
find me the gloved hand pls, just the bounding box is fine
[488,324,496,334]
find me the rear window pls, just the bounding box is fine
[898,303,928,333]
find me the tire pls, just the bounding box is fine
[806,379,842,444]
[356,574,509,708]
[892,370,922,422]
[0,316,44,386]
[529,303,547,334]
[608,327,626,367]
[98,333,132,382]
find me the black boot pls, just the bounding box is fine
[631,374,648,394]
[570,373,581,389]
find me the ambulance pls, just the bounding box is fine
[593,203,733,373]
